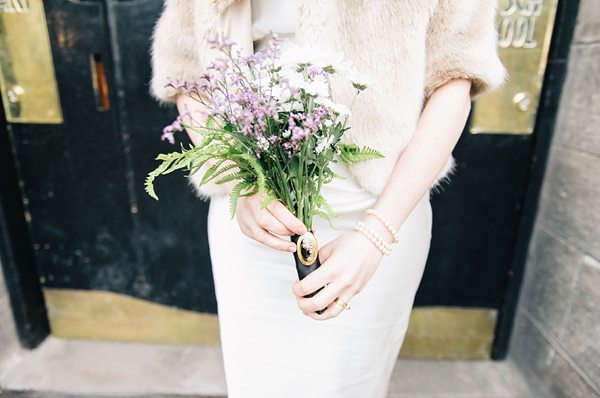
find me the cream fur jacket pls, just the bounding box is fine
[149,0,506,199]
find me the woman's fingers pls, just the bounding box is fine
[299,286,353,320]
[291,264,336,298]
[255,212,294,237]
[251,225,297,252]
[296,281,344,313]
[265,199,307,236]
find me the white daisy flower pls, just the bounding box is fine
[346,69,378,91]
[315,135,335,153]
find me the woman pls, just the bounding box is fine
[149,0,506,397]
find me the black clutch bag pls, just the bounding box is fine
[291,232,327,314]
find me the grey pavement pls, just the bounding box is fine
[0,337,531,398]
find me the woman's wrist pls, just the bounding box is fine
[362,214,396,246]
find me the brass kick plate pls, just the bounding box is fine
[0,0,63,123]
[471,0,558,135]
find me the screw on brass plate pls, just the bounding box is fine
[7,86,25,103]
[513,92,531,112]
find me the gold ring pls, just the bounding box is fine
[334,298,350,311]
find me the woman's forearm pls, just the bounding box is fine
[364,79,472,239]
[176,92,209,147]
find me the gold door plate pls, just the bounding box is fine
[44,288,497,359]
[0,0,63,123]
[471,0,558,135]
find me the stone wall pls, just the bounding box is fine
[509,0,600,396]
[0,262,21,374]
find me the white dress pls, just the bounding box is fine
[207,2,433,397]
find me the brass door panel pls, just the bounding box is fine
[44,288,497,359]
[0,0,63,123]
[471,0,559,135]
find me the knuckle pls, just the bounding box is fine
[313,297,328,310]
[297,301,309,312]
[239,223,251,237]
[343,276,355,288]
[254,232,266,244]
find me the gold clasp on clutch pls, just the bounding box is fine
[296,232,318,266]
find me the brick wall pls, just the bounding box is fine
[0,262,20,374]
[509,0,600,396]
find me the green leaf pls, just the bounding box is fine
[313,210,339,230]
[145,151,189,200]
[229,181,254,220]
[202,162,238,184]
[200,159,226,185]
[338,144,384,164]
[316,194,337,218]
[331,171,346,180]
[260,192,278,210]
[215,171,252,185]
[239,186,258,197]
[244,155,268,197]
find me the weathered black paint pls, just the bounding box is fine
[0,108,50,349]
[417,132,533,309]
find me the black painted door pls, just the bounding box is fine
[3,0,575,358]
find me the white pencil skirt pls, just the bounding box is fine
[207,158,433,398]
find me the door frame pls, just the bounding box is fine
[491,0,580,359]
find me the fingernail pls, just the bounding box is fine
[299,226,307,235]
[288,246,296,252]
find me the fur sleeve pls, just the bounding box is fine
[425,0,508,100]
[149,0,202,104]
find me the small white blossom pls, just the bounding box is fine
[301,80,329,97]
[276,42,352,75]
[278,101,304,113]
[346,69,378,91]
[315,135,335,153]
[270,84,293,102]
[314,97,351,116]
[257,136,270,150]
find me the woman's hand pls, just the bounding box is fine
[236,192,308,252]
[292,229,385,320]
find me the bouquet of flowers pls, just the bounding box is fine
[145,33,382,308]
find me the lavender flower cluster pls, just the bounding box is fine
[160,31,373,159]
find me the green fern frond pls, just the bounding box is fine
[338,144,384,164]
[229,181,254,220]
[316,194,338,218]
[313,210,339,230]
[200,159,226,185]
[331,171,346,180]
[215,171,252,185]
[260,193,278,210]
[201,163,238,184]
[145,152,188,200]
[244,155,268,197]
[239,186,258,197]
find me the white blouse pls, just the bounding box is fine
[251,0,297,45]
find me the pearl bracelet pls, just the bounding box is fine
[353,221,392,256]
[366,209,400,243]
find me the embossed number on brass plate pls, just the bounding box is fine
[0,0,63,123]
[471,0,558,135]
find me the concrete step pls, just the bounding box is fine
[0,337,531,398]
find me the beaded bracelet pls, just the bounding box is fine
[366,209,400,243]
[353,221,392,256]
